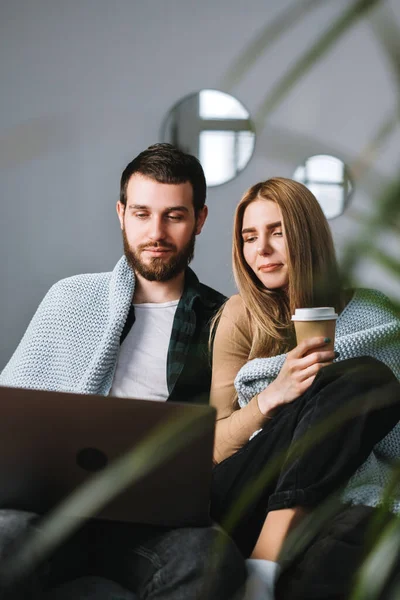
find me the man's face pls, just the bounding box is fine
[117,174,207,282]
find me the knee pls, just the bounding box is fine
[174,525,247,594]
[0,510,38,558]
[0,511,42,599]
[364,356,397,381]
[192,524,243,563]
[203,526,246,580]
[347,356,397,386]
[332,356,397,388]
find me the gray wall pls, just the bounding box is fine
[1,0,400,369]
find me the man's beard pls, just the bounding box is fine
[123,229,196,282]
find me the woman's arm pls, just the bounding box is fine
[210,296,271,463]
[210,296,337,464]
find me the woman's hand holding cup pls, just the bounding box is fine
[257,336,337,416]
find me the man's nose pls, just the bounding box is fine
[148,217,166,240]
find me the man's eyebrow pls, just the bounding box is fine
[241,221,282,235]
[127,204,189,213]
[164,205,189,213]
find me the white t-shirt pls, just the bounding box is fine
[109,300,179,401]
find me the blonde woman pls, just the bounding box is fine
[210,178,400,590]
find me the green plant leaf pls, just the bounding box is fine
[350,517,400,600]
[254,0,382,128]
[220,0,324,92]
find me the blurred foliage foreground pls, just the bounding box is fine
[2,0,400,598]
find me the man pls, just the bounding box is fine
[0,144,246,599]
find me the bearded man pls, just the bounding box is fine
[0,143,246,600]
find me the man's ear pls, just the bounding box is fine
[116,201,125,230]
[195,205,208,235]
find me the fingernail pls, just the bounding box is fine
[334,351,340,358]
[324,337,331,343]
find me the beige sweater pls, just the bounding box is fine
[210,295,269,463]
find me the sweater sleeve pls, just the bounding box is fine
[210,295,271,463]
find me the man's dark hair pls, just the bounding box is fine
[120,143,207,215]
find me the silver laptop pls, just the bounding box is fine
[0,386,216,527]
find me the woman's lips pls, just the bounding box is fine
[259,263,282,272]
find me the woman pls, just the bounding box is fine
[210,178,400,589]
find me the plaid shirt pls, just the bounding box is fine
[120,268,226,404]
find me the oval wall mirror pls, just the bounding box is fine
[293,154,354,219]
[161,89,256,187]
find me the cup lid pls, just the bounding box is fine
[291,307,338,321]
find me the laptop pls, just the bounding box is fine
[0,386,216,527]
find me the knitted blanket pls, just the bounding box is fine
[234,288,400,510]
[0,256,135,395]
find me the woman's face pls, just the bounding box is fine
[241,199,289,290]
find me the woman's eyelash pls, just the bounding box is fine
[244,231,282,242]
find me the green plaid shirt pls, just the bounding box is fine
[120,268,226,404]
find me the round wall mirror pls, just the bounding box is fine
[293,154,354,219]
[161,89,256,186]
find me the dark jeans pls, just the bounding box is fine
[0,513,246,600]
[211,357,400,558]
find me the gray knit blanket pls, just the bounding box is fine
[0,256,135,395]
[234,288,400,510]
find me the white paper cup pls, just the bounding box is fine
[291,307,338,350]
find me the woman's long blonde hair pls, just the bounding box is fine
[232,177,344,360]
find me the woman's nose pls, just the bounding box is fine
[257,239,272,255]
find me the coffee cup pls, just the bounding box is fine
[291,307,338,351]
